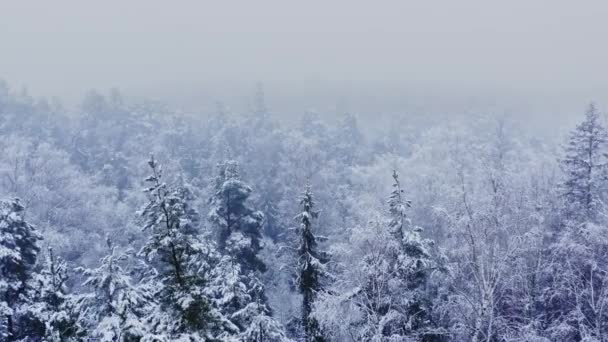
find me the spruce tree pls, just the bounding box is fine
[208,160,292,341]
[75,238,147,341]
[389,170,438,339]
[294,184,328,342]
[388,170,411,243]
[554,104,608,340]
[560,103,608,223]
[208,256,292,341]
[208,160,266,273]
[0,198,42,341]
[139,155,224,339]
[349,171,440,340]
[29,247,81,341]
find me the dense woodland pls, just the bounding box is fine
[1,80,608,341]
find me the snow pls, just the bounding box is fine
[1,86,608,341]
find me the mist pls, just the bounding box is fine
[1,0,607,118]
[3,2,608,341]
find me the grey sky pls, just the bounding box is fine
[1,0,607,115]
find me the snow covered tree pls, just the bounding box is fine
[207,256,292,342]
[208,160,292,341]
[75,238,148,341]
[356,170,439,340]
[139,154,225,339]
[28,247,82,341]
[388,170,412,243]
[531,104,608,340]
[0,134,133,269]
[0,198,42,341]
[560,103,608,224]
[436,125,546,341]
[542,221,608,341]
[316,171,443,341]
[387,170,439,338]
[294,184,329,342]
[209,160,266,273]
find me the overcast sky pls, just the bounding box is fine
[1,0,607,116]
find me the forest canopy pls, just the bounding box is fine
[1,81,607,341]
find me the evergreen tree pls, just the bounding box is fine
[551,104,608,341]
[28,247,82,341]
[208,160,292,341]
[362,170,426,339]
[208,160,266,273]
[208,256,291,342]
[388,171,442,340]
[294,184,329,342]
[560,103,608,223]
[75,238,147,341]
[324,171,442,341]
[139,155,225,339]
[388,170,412,243]
[0,198,42,341]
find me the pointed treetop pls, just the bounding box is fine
[388,170,412,241]
[105,234,113,250]
[299,182,318,220]
[6,197,25,213]
[148,153,157,169]
[224,160,240,180]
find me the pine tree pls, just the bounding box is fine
[388,171,438,339]
[28,247,82,341]
[139,155,224,339]
[338,171,441,341]
[208,256,292,342]
[75,238,147,341]
[208,160,292,341]
[388,170,412,243]
[560,103,608,223]
[553,104,608,342]
[294,184,329,342]
[209,160,266,273]
[0,198,42,341]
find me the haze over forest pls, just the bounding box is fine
[1,1,607,120]
[1,1,608,342]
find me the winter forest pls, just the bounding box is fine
[2,1,608,341]
[1,79,608,342]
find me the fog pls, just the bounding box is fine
[5,2,608,340]
[1,0,606,118]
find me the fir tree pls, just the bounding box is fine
[75,238,147,341]
[554,104,608,341]
[344,171,441,340]
[388,171,438,339]
[294,184,329,342]
[208,160,266,273]
[208,256,292,342]
[28,247,82,341]
[388,170,412,242]
[208,160,292,341]
[0,198,42,341]
[560,103,608,223]
[139,155,223,339]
